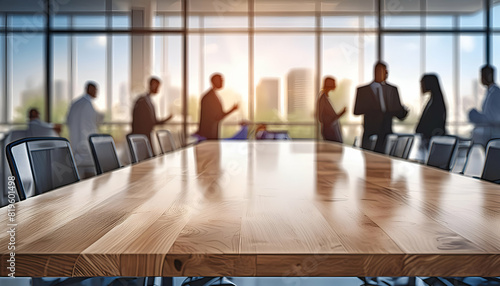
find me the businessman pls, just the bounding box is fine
[131,77,173,148]
[469,65,500,147]
[195,73,238,140]
[354,62,409,153]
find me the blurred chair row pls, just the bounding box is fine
[5,130,181,202]
[353,134,415,160]
[355,133,500,184]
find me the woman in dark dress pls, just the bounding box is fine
[317,77,346,143]
[416,74,447,148]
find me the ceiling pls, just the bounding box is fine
[0,0,488,14]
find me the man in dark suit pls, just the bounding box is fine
[131,77,173,147]
[196,73,238,140]
[354,62,408,153]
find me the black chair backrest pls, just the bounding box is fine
[89,134,121,174]
[368,135,378,151]
[426,136,458,170]
[6,137,80,200]
[462,144,486,177]
[481,139,500,183]
[450,138,472,174]
[391,135,414,159]
[383,134,399,155]
[156,130,177,154]
[126,134,153,164]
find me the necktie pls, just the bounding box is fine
[377,86,386,112]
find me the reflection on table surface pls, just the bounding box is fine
[0,141,499,278]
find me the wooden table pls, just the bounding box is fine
[1,141,500,277]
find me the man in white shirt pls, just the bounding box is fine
[66,82,104,179]
[469,65,500,147]
[26,108,61,137]
[354,61,409,153]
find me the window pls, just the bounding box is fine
[459,35,484,128]
[322,33,376,142]
[9,34,45,124]
[0,0,498,143]
[74,35,107,116]
[111,35,131,122]
[383,35,421,134]
[322,33,376,115]
[425,35,454,129]
[255,34,315,138]
[458,0,484,29]
[152,35,182,123]
[52,35,70,123]
[494,0,500,29]
[383,0,421,29]
[189,33,248,138]
[494,35,500,82]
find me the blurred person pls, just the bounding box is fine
[469,65,500,147]
[354,61,409,153]
[415,74,446,160]
[27,108,62,137]
[66,81,104,179]
[416,74,447,151]
[195,73,238,140]
[416,74,447,141]
[131,76,173,149]
[317,76,347,143]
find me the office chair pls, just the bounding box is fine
[462,144,486,178]
[450,138,472,174]
[6,137,80,200]
[383,134,399,155]
[126,134,153,164]
[156,130,178,154]
[368,135,378,151]
[425,135,458,171]
[88,134,122,174]
[390,135,414,159]
[176,131,186,148]
[479,138,500,183]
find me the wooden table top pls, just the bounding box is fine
[1,141,500,277]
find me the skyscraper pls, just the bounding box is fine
[256,78,280,120]
[287,68,313,119]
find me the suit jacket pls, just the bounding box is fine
[131,94,161,144]
[354,82,408,151]
[197,89,225,140]
[469,84,500,146]
[416,97,446,141]
[317,93,343,143]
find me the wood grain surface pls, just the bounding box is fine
[1,141,500,277]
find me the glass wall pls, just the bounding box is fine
[382,35,421,134]
[0,0,498,144]
[188,33,248,137]
[10,34,45,124]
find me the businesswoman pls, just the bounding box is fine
[416,73,447,146]
[317,77,347,143]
